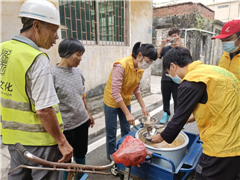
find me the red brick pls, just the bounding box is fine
[153,2,214,21]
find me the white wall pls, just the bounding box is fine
[0,0,153,94]
[130,0,153,92]
[80,46,131,91]
[207,1,240,22]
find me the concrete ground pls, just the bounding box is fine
[0,76,200,180]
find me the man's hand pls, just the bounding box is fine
[142,107,150,117]
[58,139,73,163]
[126,113,135,126]
[151,133,164,143]
[36,107,73,163]
[157,38,167,59]
[186,115,195,124]
[89,115,95,128]
[161,38,167,47]
[147,151,153,157]
[186,118,195,124]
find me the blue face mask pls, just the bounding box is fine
[222,36,240,53]
[166,65,182,84]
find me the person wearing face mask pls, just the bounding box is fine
[211,19,240,81]
[158,28,184,124]
[103,42,158,162]
[212,19,240,180]
[51,38,95,180]
[151,46,240,180]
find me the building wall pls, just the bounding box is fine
[212,38,224,65]
[211,24,224,66]
[151,28,169,76]
[0,0,153,114]
[153,2,214,21]
[207,1,240,22]
[152,2,217,76]
[130,1,153,93]
[0,0,62,72]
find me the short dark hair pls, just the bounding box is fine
[20,18,49,33]
[132,42,157,61]
[236,32,240,37]
[163,46,193,70]
[20,18,34,33]
[58,38,85,58]
[168,28,180,36]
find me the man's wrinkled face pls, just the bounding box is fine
[36,22,59,49]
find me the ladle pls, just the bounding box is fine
[143,124,167,142]
[142,125,158,142]
[147,125,158,136]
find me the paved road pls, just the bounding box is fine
[0,100,199,180]
[85,103,199,180]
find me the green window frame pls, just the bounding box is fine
[59,0,126,45]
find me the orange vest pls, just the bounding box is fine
[103,55,144,108]
[183,60,240,157]
[218,51,240,81]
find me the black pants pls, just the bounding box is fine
[63,120,90,161]
[195,153,240,180]
[161,80,179,115]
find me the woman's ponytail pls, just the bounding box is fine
[132,42,157,61]
[132,42,141,59]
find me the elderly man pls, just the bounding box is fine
[0,0,73,179]
[212,19,240,81]
[151,47,240,180]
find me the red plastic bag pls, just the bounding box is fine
[113,135,147,167]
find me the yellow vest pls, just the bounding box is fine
[218,51,240,81]
[183,60,240,157]
[0,40,63,146]
[103,55,144,108]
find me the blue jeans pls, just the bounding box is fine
[104,103,131,159]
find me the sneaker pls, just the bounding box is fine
[160,112,170,124]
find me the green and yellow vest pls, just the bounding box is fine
[0,40,63,146]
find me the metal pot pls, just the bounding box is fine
[135,128,189,170]
[138,116,157,128]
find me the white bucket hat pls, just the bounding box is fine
[19,0,67,29]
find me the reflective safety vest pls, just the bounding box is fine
[218,51,240,81]
[183,60,240,157]
[0,40,63,146]
[103,55,144,108]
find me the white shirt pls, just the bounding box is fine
[13,35,59,110]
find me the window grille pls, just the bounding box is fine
[59,0,126,45]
